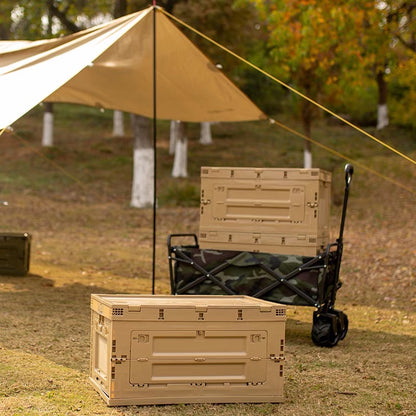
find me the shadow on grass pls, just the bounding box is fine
[0,273,114,373]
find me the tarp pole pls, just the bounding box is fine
[151,5,157,295]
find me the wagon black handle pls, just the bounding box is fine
[344,163,354,188]
[338,163,353,244]
[327,164,354,313]
[167,233,199,250]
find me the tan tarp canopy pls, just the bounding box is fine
[0,6,265,130]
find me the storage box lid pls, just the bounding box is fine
[92,294,282,308]
[91,294,286,321]
[201,166,331,182]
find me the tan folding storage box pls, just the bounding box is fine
[90,294,286,406]
[199,167,331,256]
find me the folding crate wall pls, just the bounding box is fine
[90,294,286,405]
[199,167,331,256]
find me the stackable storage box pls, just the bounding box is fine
[0,232,31,276]
[199,167,332,256]
[90,294,286,406]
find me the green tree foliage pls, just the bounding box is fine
[334,1,416,128]
[389,56,416,128]
[382,1,416,128]
[386,1,416,53]
[1,0,113,39]
[242,0,416,133]
[245,1,384,134]
[333,2,393,126]
[0,2,15,39]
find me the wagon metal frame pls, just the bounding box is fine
[168,164,353,347]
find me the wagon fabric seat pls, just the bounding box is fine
[172,247,337,307]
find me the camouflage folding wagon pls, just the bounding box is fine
[168,165,353,347]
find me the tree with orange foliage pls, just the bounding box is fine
[246,0,386,166]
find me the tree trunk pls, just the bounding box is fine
[301,101,313,169]
[113,0,127,18]
[200,122,213,145]
[303,140,312,169]
[113,110,125,136]
[130,114,154,208]
[47,1,80,33]
[41,11,55,148]
[169,120,179,155]
[376,69,389,130]
[172,121,188,178]
[42,102,54,147]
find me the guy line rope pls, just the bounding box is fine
[268,118,416,195]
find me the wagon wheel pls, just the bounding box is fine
[311,312,341,348]
[333,309,349,341]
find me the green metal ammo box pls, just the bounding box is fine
[0,232,31,276]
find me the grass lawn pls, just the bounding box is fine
[0,104,415,415]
